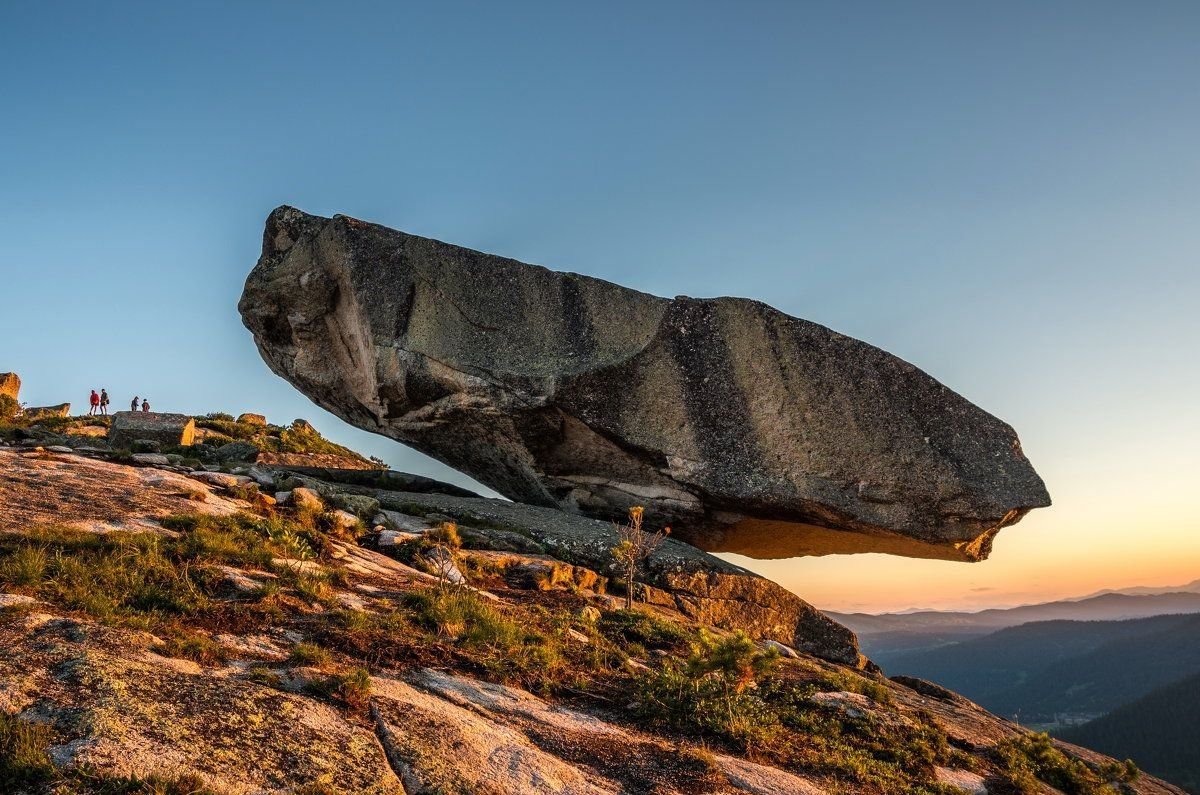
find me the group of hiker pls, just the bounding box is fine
[87,389,150,415]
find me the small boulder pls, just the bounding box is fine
[763,639,800,659]
[935,767,989,795]
[327,509,361,533]
[131,439,161,454]
[190,471,253,490]
[289,487,324,513]
[331,493,380,518]
[131,453,171,466]
[247,467,276,489]
[291,418,316,434]
[237,413,267,426]
[215,441,260,462]
[417,547,466,585]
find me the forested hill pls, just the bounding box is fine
[1059,671,1200,793]
[873,613,1200,724]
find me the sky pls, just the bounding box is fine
[2,1,1197,613]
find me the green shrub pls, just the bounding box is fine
[0,712,55,788]
[0,395,19,421]
[305,667,372,712]
[599,608,690,650]
[633,630,782,751]
[159,632,229,666]
[289,642,333,668]
[0,545,48,586]
[993,732,1138,794]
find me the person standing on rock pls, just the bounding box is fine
[99,389,110,416]
[88,390,100,416]
[131,395,139,412]
[141,398,150,412]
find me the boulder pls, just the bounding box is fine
[328,508,362,533]
[23,403,71,419]
[254,451,379,471]
[0,372,19,401]
[236,412,267,426]
[288,486,325,513]
[240,207,1051,562]
[130,453,171,466]
[214,440,260,462]
[108,411,196,450]
[189,471,253,490]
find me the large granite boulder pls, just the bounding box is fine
[23,403,71,419]
[240,207,1050,562]
[0,372,19,402]
[108,411,196,449]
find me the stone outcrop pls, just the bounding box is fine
[237,412,267,426]
[340,485,865,667]
[0,371,19,401]
[256,451,380,471]
[240,207,1050,562]
[108,411,196,449]
[23,402,71,419]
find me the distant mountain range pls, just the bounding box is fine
[830,590,1200,656]
[828,581,1200,793]
[1080,578,1200,599]
[867,612,1200,724]
[1059,670,1200,793]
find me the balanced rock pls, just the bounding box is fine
[108,411,196,450]
[240,207,1050,561]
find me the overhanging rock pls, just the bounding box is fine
[240,207,1050,562]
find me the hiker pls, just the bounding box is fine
[141,399,150,412]
[99,388,110,416]
[131,395,139,412]
[88,390,100,416]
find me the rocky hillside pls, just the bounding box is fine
[0,441,1185,795]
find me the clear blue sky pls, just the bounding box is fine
[2,2,1197,610]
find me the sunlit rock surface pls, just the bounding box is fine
[240,206,1050,561]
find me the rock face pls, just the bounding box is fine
[240,207,1050,562]
[0,371,19,401]
[315,483,866,667]
[108,411,197,449]
[256,451,380,471]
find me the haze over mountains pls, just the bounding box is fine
[836,584,1200,793]
[830,588,1200,656]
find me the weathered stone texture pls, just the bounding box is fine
[108,411,196,449]
[23,402,71,419]
[0,372,19,401]
[240,207,1050,561]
